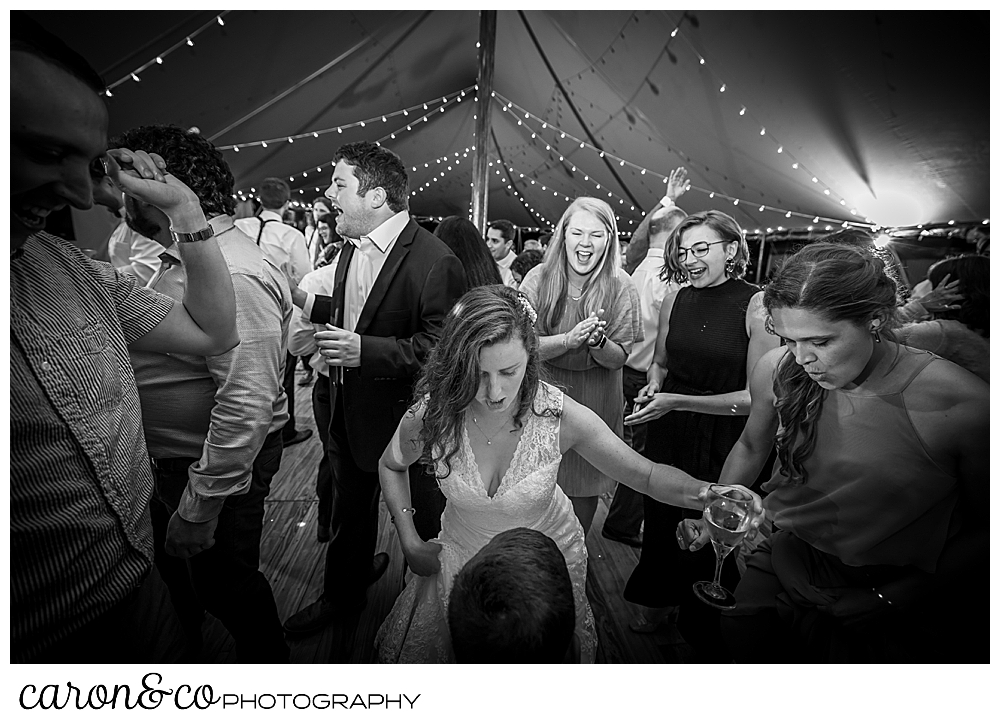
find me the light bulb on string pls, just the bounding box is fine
[217,16,225,25]
[186,37,194,46]
[156,57,163,64]
[719,84,726,93]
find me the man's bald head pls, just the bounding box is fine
[648,205,687,248]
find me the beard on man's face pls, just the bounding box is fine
[124,198,164,240]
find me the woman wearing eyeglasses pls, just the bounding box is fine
[622,210,779,659]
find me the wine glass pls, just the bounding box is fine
[692,484,753,610]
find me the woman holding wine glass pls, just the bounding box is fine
[682,241,988,662]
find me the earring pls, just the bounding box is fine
[724,257,736,275]
[871,325,881,344]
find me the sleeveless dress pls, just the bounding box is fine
[726,348,975,662]
[625,277,758,608]
[375,382,597,663]
[518,266,642,497]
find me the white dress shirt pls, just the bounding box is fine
[107,220,164,286]
[234,209,312,284]
[302,210,410,331]
[625,248,682,372]
[343,210,409,332]
[287,257,339,376]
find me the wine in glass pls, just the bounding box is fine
[692,484,753,610]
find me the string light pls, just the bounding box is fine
[106,12,232,93]
[220,86,473,151]
[493,93,862,229]
[668,15,861,218]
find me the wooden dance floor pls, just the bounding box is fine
[197,370,695,663]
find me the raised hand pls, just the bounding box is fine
[665,167,691,203]
[910,273,964,314]
[107,147,203,227]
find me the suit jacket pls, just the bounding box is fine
[310,218,467,470]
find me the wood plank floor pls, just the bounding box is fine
[197,368,695,663]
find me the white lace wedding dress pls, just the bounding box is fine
[375,382,597,663]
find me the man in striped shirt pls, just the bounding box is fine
[11,15,239,663]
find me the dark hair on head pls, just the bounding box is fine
[511,249,544,280]
[259,177,291,210]
[12,11,105,93]
[928,254,989,336]
[433,216,503,288]
[334,141,409,213]
[763,241,901,487]
[661,210,749,284]
[448,527,575,663]
[533,197,622,333]
[538,232,552,246]
[311,196,332,209]
[110,125,235,218]
[487,219,515,242]
[414,285,551,479]
[315,213,337,234]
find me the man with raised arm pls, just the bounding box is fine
[11,13,237,663]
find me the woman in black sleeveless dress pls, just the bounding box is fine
[623,210,778,661]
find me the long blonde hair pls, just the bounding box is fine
[532,197,621,333]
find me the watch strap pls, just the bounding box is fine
[169,226,214,244]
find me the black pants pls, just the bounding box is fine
[312,372,334,529]
[281,351,299,440]
[320,380,445,604]
[603,365,647,537]
[150,429,289,663]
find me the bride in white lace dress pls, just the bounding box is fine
[375,286,760,663]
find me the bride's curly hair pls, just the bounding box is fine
[763,242,900,487]
[413,285,553,479]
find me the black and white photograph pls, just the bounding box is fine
[9,5,990,720]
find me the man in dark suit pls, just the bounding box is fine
[283,142,467,637]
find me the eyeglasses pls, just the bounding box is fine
[677,240,728,263]
[89,154,110,181]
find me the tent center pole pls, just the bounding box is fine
[471,10,497,238]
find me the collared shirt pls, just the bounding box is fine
[288,256,340,376]
[234,208,312,284]
[11,231,175,662]
[130,216,292,522]
[626,247,682,372]
[343,209,409,332]
[107,220,165,286]
[496,248,518,287]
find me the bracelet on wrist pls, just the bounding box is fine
[390,507,417,525]
[588,332,608,349]
[561,333,569,350]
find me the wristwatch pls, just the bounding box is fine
[588,331,608,350]
[169,226,214,244]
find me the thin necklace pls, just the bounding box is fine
[568,281,585,301]
[469,411,515,445]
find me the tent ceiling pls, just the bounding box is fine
[30,9,989,231]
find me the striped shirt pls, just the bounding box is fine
[131,217,292,522]
[11,231,175,662]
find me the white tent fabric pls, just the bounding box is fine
[34,9,989,232]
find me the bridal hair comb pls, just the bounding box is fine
[516,293,537,325]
